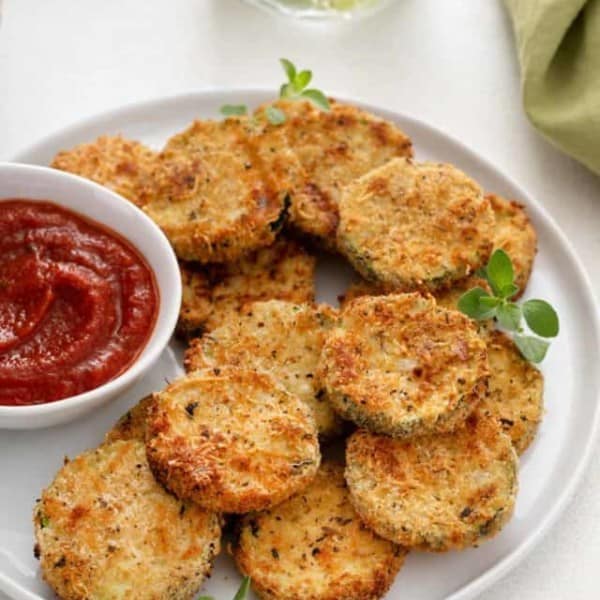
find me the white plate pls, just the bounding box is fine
[2,90,599,600]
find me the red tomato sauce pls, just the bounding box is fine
[0,200,158,406]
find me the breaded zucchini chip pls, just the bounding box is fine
[146,367,320,513]
[337,158,495,292]
[340,275,491,313]
[104,394,155,444]
[318,294,489,438]
[345,412,518,552]
[488,193,537,297]
[185,300,342,439]
[178,264,214,338]
[255,100,413,244]
[51,135,157,207]
[481,330,544,454]
[177,239,316,338]
[144,117,297,262]
[338,279,386,309]
[34,439,221,600]
[233,461,407,600]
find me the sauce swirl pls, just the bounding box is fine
[0,200,158,406]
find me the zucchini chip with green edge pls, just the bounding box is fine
[177,238,315,339]
[144,117,298,262]
[254,99,413,247]
[34,439,221,600]
[185,300,342,439]
[51,135,158,208]
[345,412,518,552]
[146,366,320,513]
[337,158,495,292]
[318,293,489,438]
[480,329,544,454]
[233,461,407,600]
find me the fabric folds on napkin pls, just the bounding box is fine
[505,0,600,175]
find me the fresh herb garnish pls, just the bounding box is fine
[219,58,330,124]
[279,58,330,111]
[233,576,251,600]
[220,104,248,117]
[265,105,286,125]
[197,576,251,600]
[458,249,559,363]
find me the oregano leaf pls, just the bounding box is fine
[499,282,519,299]
[514,335,549,363]
[220,104,248,117]
[496,302,522,331]
[458,287,496,320]
[265,105,286,125]
[295,69,312,90]
[486,249,514,296]
[233,577,251,600]
[300,89,330,111]
[522,299,559,338]
[280,58,296,82]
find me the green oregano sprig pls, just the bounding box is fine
[220,104,248,117]
[198,576,251,600]
[219,58,330,126]
[458,249,559,363]
[278,58,330,112]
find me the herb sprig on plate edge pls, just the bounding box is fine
[197,576,251,600]
[220,58,330,124]
[458,249,559,363]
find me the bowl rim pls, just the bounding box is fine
[0,161,181,419]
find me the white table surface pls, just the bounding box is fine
[1,1,599,598]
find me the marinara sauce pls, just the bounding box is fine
[0,200,158,406]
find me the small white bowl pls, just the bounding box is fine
[0,162,181,429]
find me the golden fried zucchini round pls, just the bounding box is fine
[51,135,157,207]
[337,158,495,292]
[318,293,489,438]
[481,330,544,454]
[345,413,518,552]
[146,367,320,513]
[338,279,386,309]
[34,439,221,600]
[488,193,537,297]
[144,117,296,262]
[104,394,155,444]
[185,300,342,439]
[341,275,491,314]
[255,100,413,244]
[178,263,214,338]
[233,461,407,600]
[177,239,315,339]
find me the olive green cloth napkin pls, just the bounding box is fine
[504,0,600,174]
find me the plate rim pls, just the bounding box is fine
[7,88,600,600]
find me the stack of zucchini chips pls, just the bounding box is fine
[35,98,541,600]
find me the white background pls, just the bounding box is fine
[1,1,599,598]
